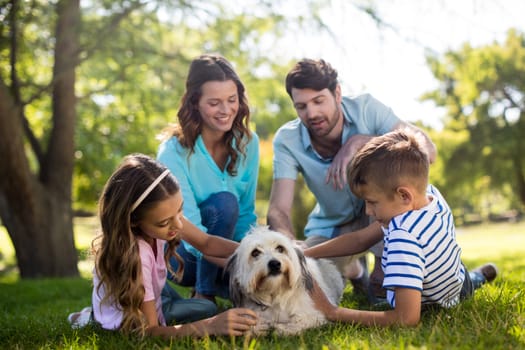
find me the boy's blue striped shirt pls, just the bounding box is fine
[382,185,464,308]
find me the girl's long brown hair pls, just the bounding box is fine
[160,54,251,176]
[92,154,184,336]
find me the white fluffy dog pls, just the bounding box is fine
[225,226,345,335]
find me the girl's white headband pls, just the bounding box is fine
[131,169,170,212]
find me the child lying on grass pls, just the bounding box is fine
[305,129,497,326]
[68,154,256,337]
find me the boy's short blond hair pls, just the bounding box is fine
[348,129,430,198]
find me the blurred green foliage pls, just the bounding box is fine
[2,1,523,233]
[423,29,525,220]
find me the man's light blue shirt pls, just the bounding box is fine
[158,132,259,257]
[272,94,400,238]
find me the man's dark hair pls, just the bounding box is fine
[285,58,339,98]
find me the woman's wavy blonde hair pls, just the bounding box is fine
[159,53,251,176]
[92,154,184,336]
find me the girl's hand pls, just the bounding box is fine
[208,308,258,336]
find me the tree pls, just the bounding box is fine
[423,29,525,214]
[0,0,199,277]
[0,0,80,277]
[0,0,331,278]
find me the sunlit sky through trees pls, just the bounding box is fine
[230,0,525,129]
[296,0,525,129]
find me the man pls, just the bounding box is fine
[267,58,436,302]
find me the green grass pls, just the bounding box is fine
[0,219,524,349]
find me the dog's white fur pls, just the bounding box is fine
[225,226,345,335]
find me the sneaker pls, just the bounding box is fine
[367,256,387,304]
[68,306,92,329]
[472,263,498,283]
[368,276,387,299]
[350,273,369,297]
[349,256,369,298]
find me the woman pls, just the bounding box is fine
[157,54,259,304]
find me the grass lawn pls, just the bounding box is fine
[0,218,524,349]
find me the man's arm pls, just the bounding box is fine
[326,121,437,189]
[266,178,296,240]
[304,221,383,258]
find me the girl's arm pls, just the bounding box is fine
[203,255,228,268]
[179,217,239,258]
[304,221,383,259]
[142,300,258,337]
[310,280,421,327]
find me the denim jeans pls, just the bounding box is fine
[161,282,217,324]
[460,263,487,300]
[168,191,239,298]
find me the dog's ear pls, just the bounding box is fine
[224,252,237,275]
[229,280,244,306]
[224,253,244,306]
[294,247,314,291]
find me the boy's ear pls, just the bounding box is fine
[396,186,413,204]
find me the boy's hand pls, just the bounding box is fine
[309,278,338,321]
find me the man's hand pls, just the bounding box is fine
[325,134,372,190]
[293,240,308,249]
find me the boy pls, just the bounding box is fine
[305,129,497,326]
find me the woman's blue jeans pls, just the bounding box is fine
[168,191,239,298]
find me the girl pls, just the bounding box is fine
[69,154,257,337]
[157,54,259,303]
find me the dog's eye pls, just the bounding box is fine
[251,249,261,258]
[275,245,285,253]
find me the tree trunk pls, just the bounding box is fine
[0,0,80,278]
[0,176,79,278]
[513,132,525,207]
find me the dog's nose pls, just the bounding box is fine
[268,259,281,274]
